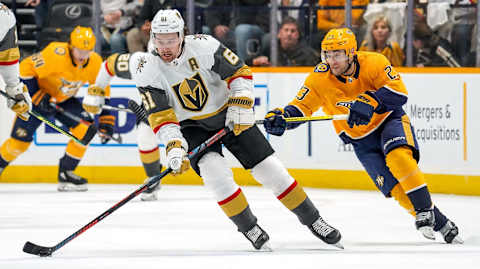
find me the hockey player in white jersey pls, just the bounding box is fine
[83,9,343,250]
[82,56,162,201]
[0,3,32,178]
[0,4,31,121]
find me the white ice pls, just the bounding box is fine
[0,183,478,269]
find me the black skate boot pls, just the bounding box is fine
[58,169,88,192]
[415,209,436,240]
[242,224,271,251]
[440,220,464,244]
[141,179,161,201]
[309,217,343,249]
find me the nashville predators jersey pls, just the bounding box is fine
[20,42,104,103]
[102,34,252,132]
[289,51,408,139]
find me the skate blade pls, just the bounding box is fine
[258,241,273,252]
[332,242,344,250]
[419,226,436,240]
[451,236,464,244]
[57,183,88,192]
[140,192,158,201]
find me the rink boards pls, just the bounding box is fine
[0,67,479,195]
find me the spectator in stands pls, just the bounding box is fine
[25,0,50,29]
[451,0,476,67]
[204,0,236,50]
[413,22,461,67]
[126,0,185,53]
[246,16,320,66]
[100,0,139,56]
[315,0,369,49]
[233,0,270,61]
[359,15,404,66]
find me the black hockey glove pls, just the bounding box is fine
[98,114,115,144]
[347,93,379,128]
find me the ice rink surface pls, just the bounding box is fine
[0,183,478,269]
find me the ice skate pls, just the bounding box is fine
[309,217,343,249]
[57,170,88,192]
[440,220,464,244]
[242,224,272,251]
[140,179,161,201]
[415,209,436,240]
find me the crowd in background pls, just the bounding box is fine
[15,0,479,67]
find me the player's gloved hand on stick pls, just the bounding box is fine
[264,105,303,136]
[347,92,379,128]
[225,92,255,136]
[98,114,115,144]
[6,82,31,121]
[264,108,287,136]
[166,139,190,175]
[82,84,106,115]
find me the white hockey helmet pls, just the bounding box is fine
[151,9,185,41]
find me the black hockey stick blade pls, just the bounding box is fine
[23,241,54,257]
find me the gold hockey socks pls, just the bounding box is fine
[0,137,31,164]
[218,188,257,232]
[139,147,161,177]
[386,146,433,211]
[277,181,319,226]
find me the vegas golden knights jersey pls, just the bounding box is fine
[99,34,253,133]
[0,3,21,87]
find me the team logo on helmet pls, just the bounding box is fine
[314,63,329,73]
[172,72,209,111]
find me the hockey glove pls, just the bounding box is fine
[5,82,31,121]
[166,139,190,175]
[347,92,379,128]
[98,114,116,144]
[264,105,304,136]
[225,93,255,136]
[264,108,287,136]
[82,84,106,115]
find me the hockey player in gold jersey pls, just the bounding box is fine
[264,28,463,244]
[0,26,115,192]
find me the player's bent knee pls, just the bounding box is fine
[136,122,158,150]
[251,155,294,195]
[198,152,239,201]
[1,138,31,161]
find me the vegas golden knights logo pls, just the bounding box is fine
[172,72,209,111]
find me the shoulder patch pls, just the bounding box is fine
[314,63,329,73]
[54,47,66,55]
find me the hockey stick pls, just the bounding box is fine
[49,103,123,144]
[23,124,232,257]
[101,104,131,113]
[0,90,87,146]
[255,114,348,125]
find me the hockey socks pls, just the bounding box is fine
[386,146,433,212]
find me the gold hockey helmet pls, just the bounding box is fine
[321,28,357,58]
[70,26,96,51]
